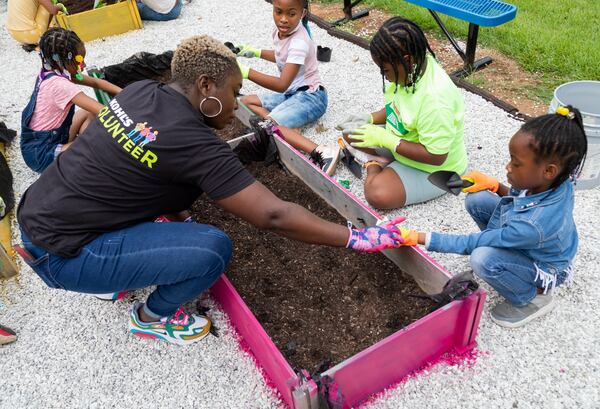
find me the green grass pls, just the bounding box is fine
[317,0,600,93]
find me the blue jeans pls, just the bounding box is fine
[465,191,566,305]
[136,0,182,21]
[259,87,328,128]
[20,222,232,317]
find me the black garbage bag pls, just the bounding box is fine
[0,151,14,220]
[0,122,17,144]
[102,51,174,89]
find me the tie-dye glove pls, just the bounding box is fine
[346,216,406,252]
[237,44,261,58]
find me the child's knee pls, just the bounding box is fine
[365,181,404,209]
[470,247,497,278]
[464,191,493,216]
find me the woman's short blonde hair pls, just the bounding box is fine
[171,35,237,87]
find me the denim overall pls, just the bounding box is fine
[20,73,75,173]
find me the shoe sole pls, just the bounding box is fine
[130,326,211,346]
[490,300,557,328]
[95,291,129,301]
[0,325,17,345]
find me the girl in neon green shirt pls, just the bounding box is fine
[338,17,468,209]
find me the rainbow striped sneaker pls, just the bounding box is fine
[129,302,211,345]
[95,291,129,301]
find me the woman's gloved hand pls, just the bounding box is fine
[346,216,406,252]
[237,61,250,79]
[348,124,400,153]
[461,171,499,193]
[335,113,373,132]
[237,44,261,58]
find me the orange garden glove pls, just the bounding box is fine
[399,228,419,246]
[461,171,499,193]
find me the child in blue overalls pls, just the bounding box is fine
[397,107,588,328]
[20,28,121,173]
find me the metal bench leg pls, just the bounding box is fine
[452,23,493,77]
[429,9,466,61]
[333,0,369,26]
[427,10,494,78]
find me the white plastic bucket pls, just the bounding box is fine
[548,81,600,190]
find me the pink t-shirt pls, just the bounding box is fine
[29,76,82,131]
[272,25,321,93]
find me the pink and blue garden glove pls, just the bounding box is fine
[346,216,406,252]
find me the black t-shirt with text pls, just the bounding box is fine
[18,80,254,257]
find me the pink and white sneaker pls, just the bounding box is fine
[129,302,212,345]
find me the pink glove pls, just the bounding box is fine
[346,216,406,252]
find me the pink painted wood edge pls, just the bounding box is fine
[322,291,485,407]
[211,275,298,407]
[274,134,454,281]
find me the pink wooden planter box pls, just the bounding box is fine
[210,109,487,408]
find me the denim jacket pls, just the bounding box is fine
[428,180,577,278]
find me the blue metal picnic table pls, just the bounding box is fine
[404,0,517,76]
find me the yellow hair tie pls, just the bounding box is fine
[75,55,84,63]
[556,106,575,119]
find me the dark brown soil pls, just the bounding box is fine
[213,117,250,141]
[191,162,436,371]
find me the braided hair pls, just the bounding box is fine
[300,0,312,38]
[521,105,587,188]
[39,28,83,73]
[370,17,435,93]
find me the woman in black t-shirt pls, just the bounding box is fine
[17,35,407,346]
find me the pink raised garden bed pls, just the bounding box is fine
[209,107,486,408]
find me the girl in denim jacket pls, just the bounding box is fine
[20,28,121,173]
[398,107,587,328]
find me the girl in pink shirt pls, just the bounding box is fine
[236,0,341,175]
[20,28,122,172]
[236,0,327,130]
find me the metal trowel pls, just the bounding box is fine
[428,170,473,196]
[337,137,362,178]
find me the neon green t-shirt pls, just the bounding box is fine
[384,54,467,174]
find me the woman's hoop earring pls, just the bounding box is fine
[199,96,223,118]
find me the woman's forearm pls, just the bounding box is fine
[266,201,350,246]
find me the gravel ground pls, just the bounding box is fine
[1,1,599,408]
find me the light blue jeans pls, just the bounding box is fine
[466,191,567,306]
[259,87,328,128]
[20,222,231,317]
[136,0,182,21]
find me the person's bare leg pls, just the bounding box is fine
[276,125,318,153]
[240,95,271,118]
[240,96,321,153]
[68,110,95,142]
[363,165,407,209]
